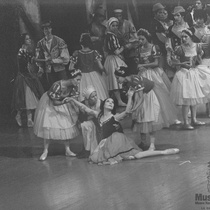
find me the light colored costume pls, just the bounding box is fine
[34,80,80,140]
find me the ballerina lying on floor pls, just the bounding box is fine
[65,87,179,165]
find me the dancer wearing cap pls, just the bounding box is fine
[66,87,179,165]
[166,6,189,58]
[34,69,82,161]
[88,7,107,61]
[77,85,102,158]
[150,3,174,79]
[115,66,177,151]
[69,33,108,101]
[113,8,138,69]
[36,20,70,90]
[104,17,131,106]
[170,28,210,129]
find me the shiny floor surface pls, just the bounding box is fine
[0,106,210,210]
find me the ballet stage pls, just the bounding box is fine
[0,105,210,210]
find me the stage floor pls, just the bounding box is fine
[0,106,210,210]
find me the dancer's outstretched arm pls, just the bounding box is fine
[65,97,99,118]
[115,88,134,121]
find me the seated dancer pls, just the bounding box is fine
[65,88,180,166]
[115,66,178,151]
[77,85,102,158]
[34,69,82,161]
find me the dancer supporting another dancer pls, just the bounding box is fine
[115,66,177,151]
[34,69,82,161]
[65,85,179,165]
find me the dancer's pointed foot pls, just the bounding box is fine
[65,150,76,157]
[27,119,34,127]
[15,114,22,126]
[148,144,155,151]
[39,151,48,161]
[191,121,205,126]
[162,148,180,155]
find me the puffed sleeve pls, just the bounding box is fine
[52,38,70,65]
[108,34,121,51]
[47,82,62,101]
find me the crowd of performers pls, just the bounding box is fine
[11,0,210,165]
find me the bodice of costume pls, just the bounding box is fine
[137,45,159,64]
[168,22,189,49]
[122,75,154,94]
[104,32,121,55]
[17,48,33,73]
[48,80,79,101]
[71,50,102,73]
[99,116,123,139]
[175,44,202,68]
[150,18,168,55]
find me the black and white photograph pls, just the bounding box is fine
[0,0,210,209]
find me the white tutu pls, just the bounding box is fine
[170,65,210,105]
[34,92,80,140]
[104,55,127,91]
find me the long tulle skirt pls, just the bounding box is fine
[89,132,141,164]
[104,55,127,91]
[33,92,80,140]
[79,71,108,101]
[11,72,44,111]
[133,68,177,133]
[170,65,210,106]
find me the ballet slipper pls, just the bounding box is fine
[15,114,22,126]
[65,150,76,157]
[39,151,48,161]
[148,145,156,151]
[163,148,180,155]
[27,119,34,127]
[125,156,135,160]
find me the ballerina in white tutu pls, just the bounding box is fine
[65,88,179,165]
[170,28,210,129]
[34,69,82,161]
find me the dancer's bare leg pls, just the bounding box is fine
[64,140,76,157]
[134,148,179,159]
[148,132,156,151]
[39,139,50,161]
[27,109,34,127]
[15,110,22,126]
